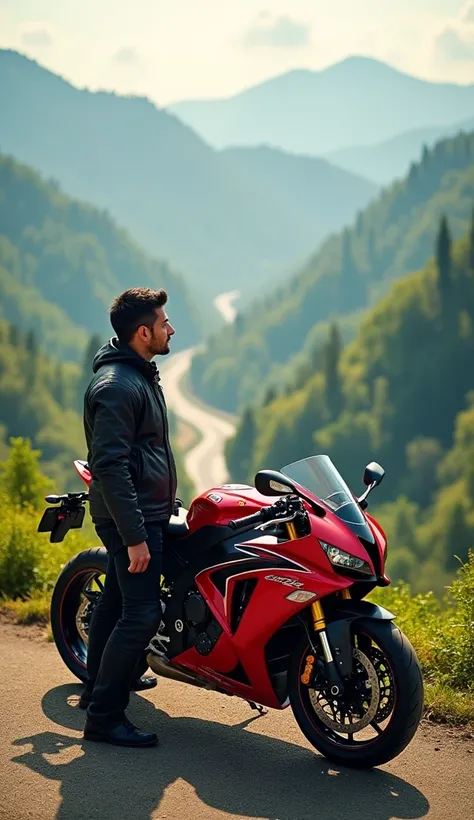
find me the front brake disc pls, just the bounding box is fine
[308,648,380,734]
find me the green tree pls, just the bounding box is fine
[52,363,66,407]
[324,323,343,420]
[25,329,38,355]
[436,214,452,303]
[405,437,444,508]
[8,324,20,347]
[262,386,277,406]
[469,206,474,271]
[0,437,54,509]
[226,406,256,483]
[444,501,472,571]
[77,333,102,408]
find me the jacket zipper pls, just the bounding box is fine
[153,378,177,517]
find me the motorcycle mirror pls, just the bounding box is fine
[254,469,296,497]
[363,461,385,487]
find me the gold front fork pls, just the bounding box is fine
[286,520,349,689]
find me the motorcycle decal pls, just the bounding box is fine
[234,542,311,574]
[207,493,223,503]
[265,575,305,589]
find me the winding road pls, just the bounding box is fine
[161,291,239,494]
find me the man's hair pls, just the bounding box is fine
[110,287,168,343]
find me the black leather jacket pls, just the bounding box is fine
[84,338,177,546]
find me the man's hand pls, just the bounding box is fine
[128,541,151,573]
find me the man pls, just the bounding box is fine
[81,287,177,748]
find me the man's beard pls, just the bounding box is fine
[149,337,170,356]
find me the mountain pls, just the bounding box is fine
[0,153,200,359]
[226,225,474,593]
[326,116,474,185]
[0,50,377,296]
[189,131,474,413]
[168,57,474,157]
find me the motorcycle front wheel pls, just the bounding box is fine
[288,618,424,769]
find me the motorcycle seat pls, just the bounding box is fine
[165,507,189,539]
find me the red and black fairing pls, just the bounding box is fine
[159,482,387,710]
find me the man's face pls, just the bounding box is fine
[146,307,175,356]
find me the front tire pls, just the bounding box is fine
[50,547,108,682]
[289,618,423,769]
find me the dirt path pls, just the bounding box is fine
[0,624,473,820]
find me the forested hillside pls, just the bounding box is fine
[227,221,474,593]
[0,153,199,359]
[190,131,474,413]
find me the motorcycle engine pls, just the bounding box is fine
[183,590,222,656]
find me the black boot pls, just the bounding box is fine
[78,675,157,709]
[84,717,158,747]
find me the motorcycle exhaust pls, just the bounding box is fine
[146,650,214,690]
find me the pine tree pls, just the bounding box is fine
[324,323,343,420]
[262,386,277,406]
[444,502,472,571]
[226,406,256,483]
[436,214,452,304]
[53,363,66,407]
[77,333,102,408]
[25,329,38,355]
[8,324,20,347]
[469,206,474,271]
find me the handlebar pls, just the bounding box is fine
[228,506,273,531]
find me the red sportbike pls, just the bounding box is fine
[42,454,423,768]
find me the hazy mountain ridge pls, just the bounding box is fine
[169,56,474,157]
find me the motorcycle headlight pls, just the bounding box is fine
[319,541,373,575]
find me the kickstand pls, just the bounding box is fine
[247,700,268,716]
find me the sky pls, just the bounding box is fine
[1,1,474,104]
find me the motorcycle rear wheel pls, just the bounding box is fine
[50,547,108,682]
[288,618,423,769]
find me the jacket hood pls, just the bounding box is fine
[92,338,160,382]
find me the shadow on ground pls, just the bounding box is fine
[11,683,430,820]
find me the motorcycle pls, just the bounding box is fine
[39,453,423,769]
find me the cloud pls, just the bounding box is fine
[435,26,474,60]
[21,23,53,48]
[243,15,310,49]
[112,47,140,66]
[461,2,474,25]
[434,2,474,62]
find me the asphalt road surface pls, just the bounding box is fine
[0,624,473,820]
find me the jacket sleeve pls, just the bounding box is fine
[88,379,148,546]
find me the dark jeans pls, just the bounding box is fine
[85,521,164,726]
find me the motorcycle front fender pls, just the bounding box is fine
[324,600,396,678]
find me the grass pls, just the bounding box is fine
[423,682,474,725]
[1,591,50,624]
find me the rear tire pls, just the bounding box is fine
[50,547,108,682]
[288,618,423,769]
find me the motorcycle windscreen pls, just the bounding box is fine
[281,454,375,543]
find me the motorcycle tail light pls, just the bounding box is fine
[319,541,373,575]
